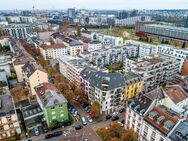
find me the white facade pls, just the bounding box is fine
[40,44,68,60]
[115,16,151,27]
[157,44,188,73]
[88,41,103,52]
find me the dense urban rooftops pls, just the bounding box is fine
[40,44,67,49]
[35,83,67,108]
[163,85,188,104]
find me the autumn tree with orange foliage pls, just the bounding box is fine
[96,122,138,141]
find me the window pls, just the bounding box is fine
[51,107,55,109]
[60,114,64,117]
[52,111,55,115]
[52,116,56,119]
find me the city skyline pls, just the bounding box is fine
[0,0,188,10]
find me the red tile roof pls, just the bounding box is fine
[40,44,67,50]
[144,106,179,135]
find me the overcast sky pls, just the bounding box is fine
[0,0,188,10]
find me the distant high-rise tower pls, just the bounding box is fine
[67,8,76,18]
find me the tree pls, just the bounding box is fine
[39,58,47,67]
[96,128,110,141]
[109,122,124,139]
[91,101,101,119]
[47,66,56,76]
[49,120,61,130]
[121,130,138,141]
[76,25,81,37]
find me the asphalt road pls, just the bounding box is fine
[28,102,125,141]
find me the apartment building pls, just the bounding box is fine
[0,89,21,140]
[115,16,151,27]
[40,43,68,60]
[125,40,158,57]
[100,35,124,46]
[125,55,180,92]
[80,69,125,114]
[80,44,138,68]
[141,105,179,141]
[124,72,143,100]
[58,56,94,87]
[22,61,48,96]
[35,83,69,126]
[3,24,34,39]
[157,44,188,74]
[52,34,84,56]
[13,51,35,82]
[161,85,188,116]
[0,55,12,77]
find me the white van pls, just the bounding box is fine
[81,117,87,126]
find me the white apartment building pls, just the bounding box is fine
[40,43,68,60]
[52,34,84,56]
[0,56,12,77]
[80,69,125,114]
[58,56,93,87]
[22,61,48,96]
[125,40,158,57]
[115,16,151,27]
[87,40,103,52]
[0,88,21,140]
[125,55,180,92]
[157,44,188,73]
[3,24,34,39]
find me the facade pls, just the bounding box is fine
[40,43,68,60]
[157,44,188,74]
[0,55,12,77]
[0,89,21,140]
[142,24,188,42]
[3,24,34,39]
[141,106,179,141]
[58,56,93,87]
[53,34,84,56]
[87,40,103,52]
[0,36,9,47]
[80,70,125,114]
[125,55,180,92]
[22,61,48,96]
[124,72,143,100]
[115,16,151,27]
[35,83,69,126]
[13,51,35,82]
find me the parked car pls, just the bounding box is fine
[52,131,63,137]
[34,127,40,136]
[111,115,119,121]
[86,108,91,113]
[89,111,95,118]
[71,108,76,114]
[75,124,83,130]
[73,111,78,117]
[86,116,93,123]
[81,102,89,108]
[105,115,112,120]
[119,108,125,113]
[82,117,87,126]
[118,121,124,127]
[121,119,125,124]
[45,134,53,139]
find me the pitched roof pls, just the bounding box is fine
[144,106,180,135]
[88,71,126,91]
[13,51,35,65]
[163,85,188,104]
[22,61,46,77]
[35,83,67,108]
[40,44,67,50]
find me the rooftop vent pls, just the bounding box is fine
[164,120,174,130]
[157,116,165,124]
[148,111,158,119]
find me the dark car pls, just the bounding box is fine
[45,134,53,139]
[105,115,112,120]
[111,115,119,121]
[53,131,63,137]
[75,124,83,130]
[81,102,89,108]
[119,108,125,113]
[121,119,125,124]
